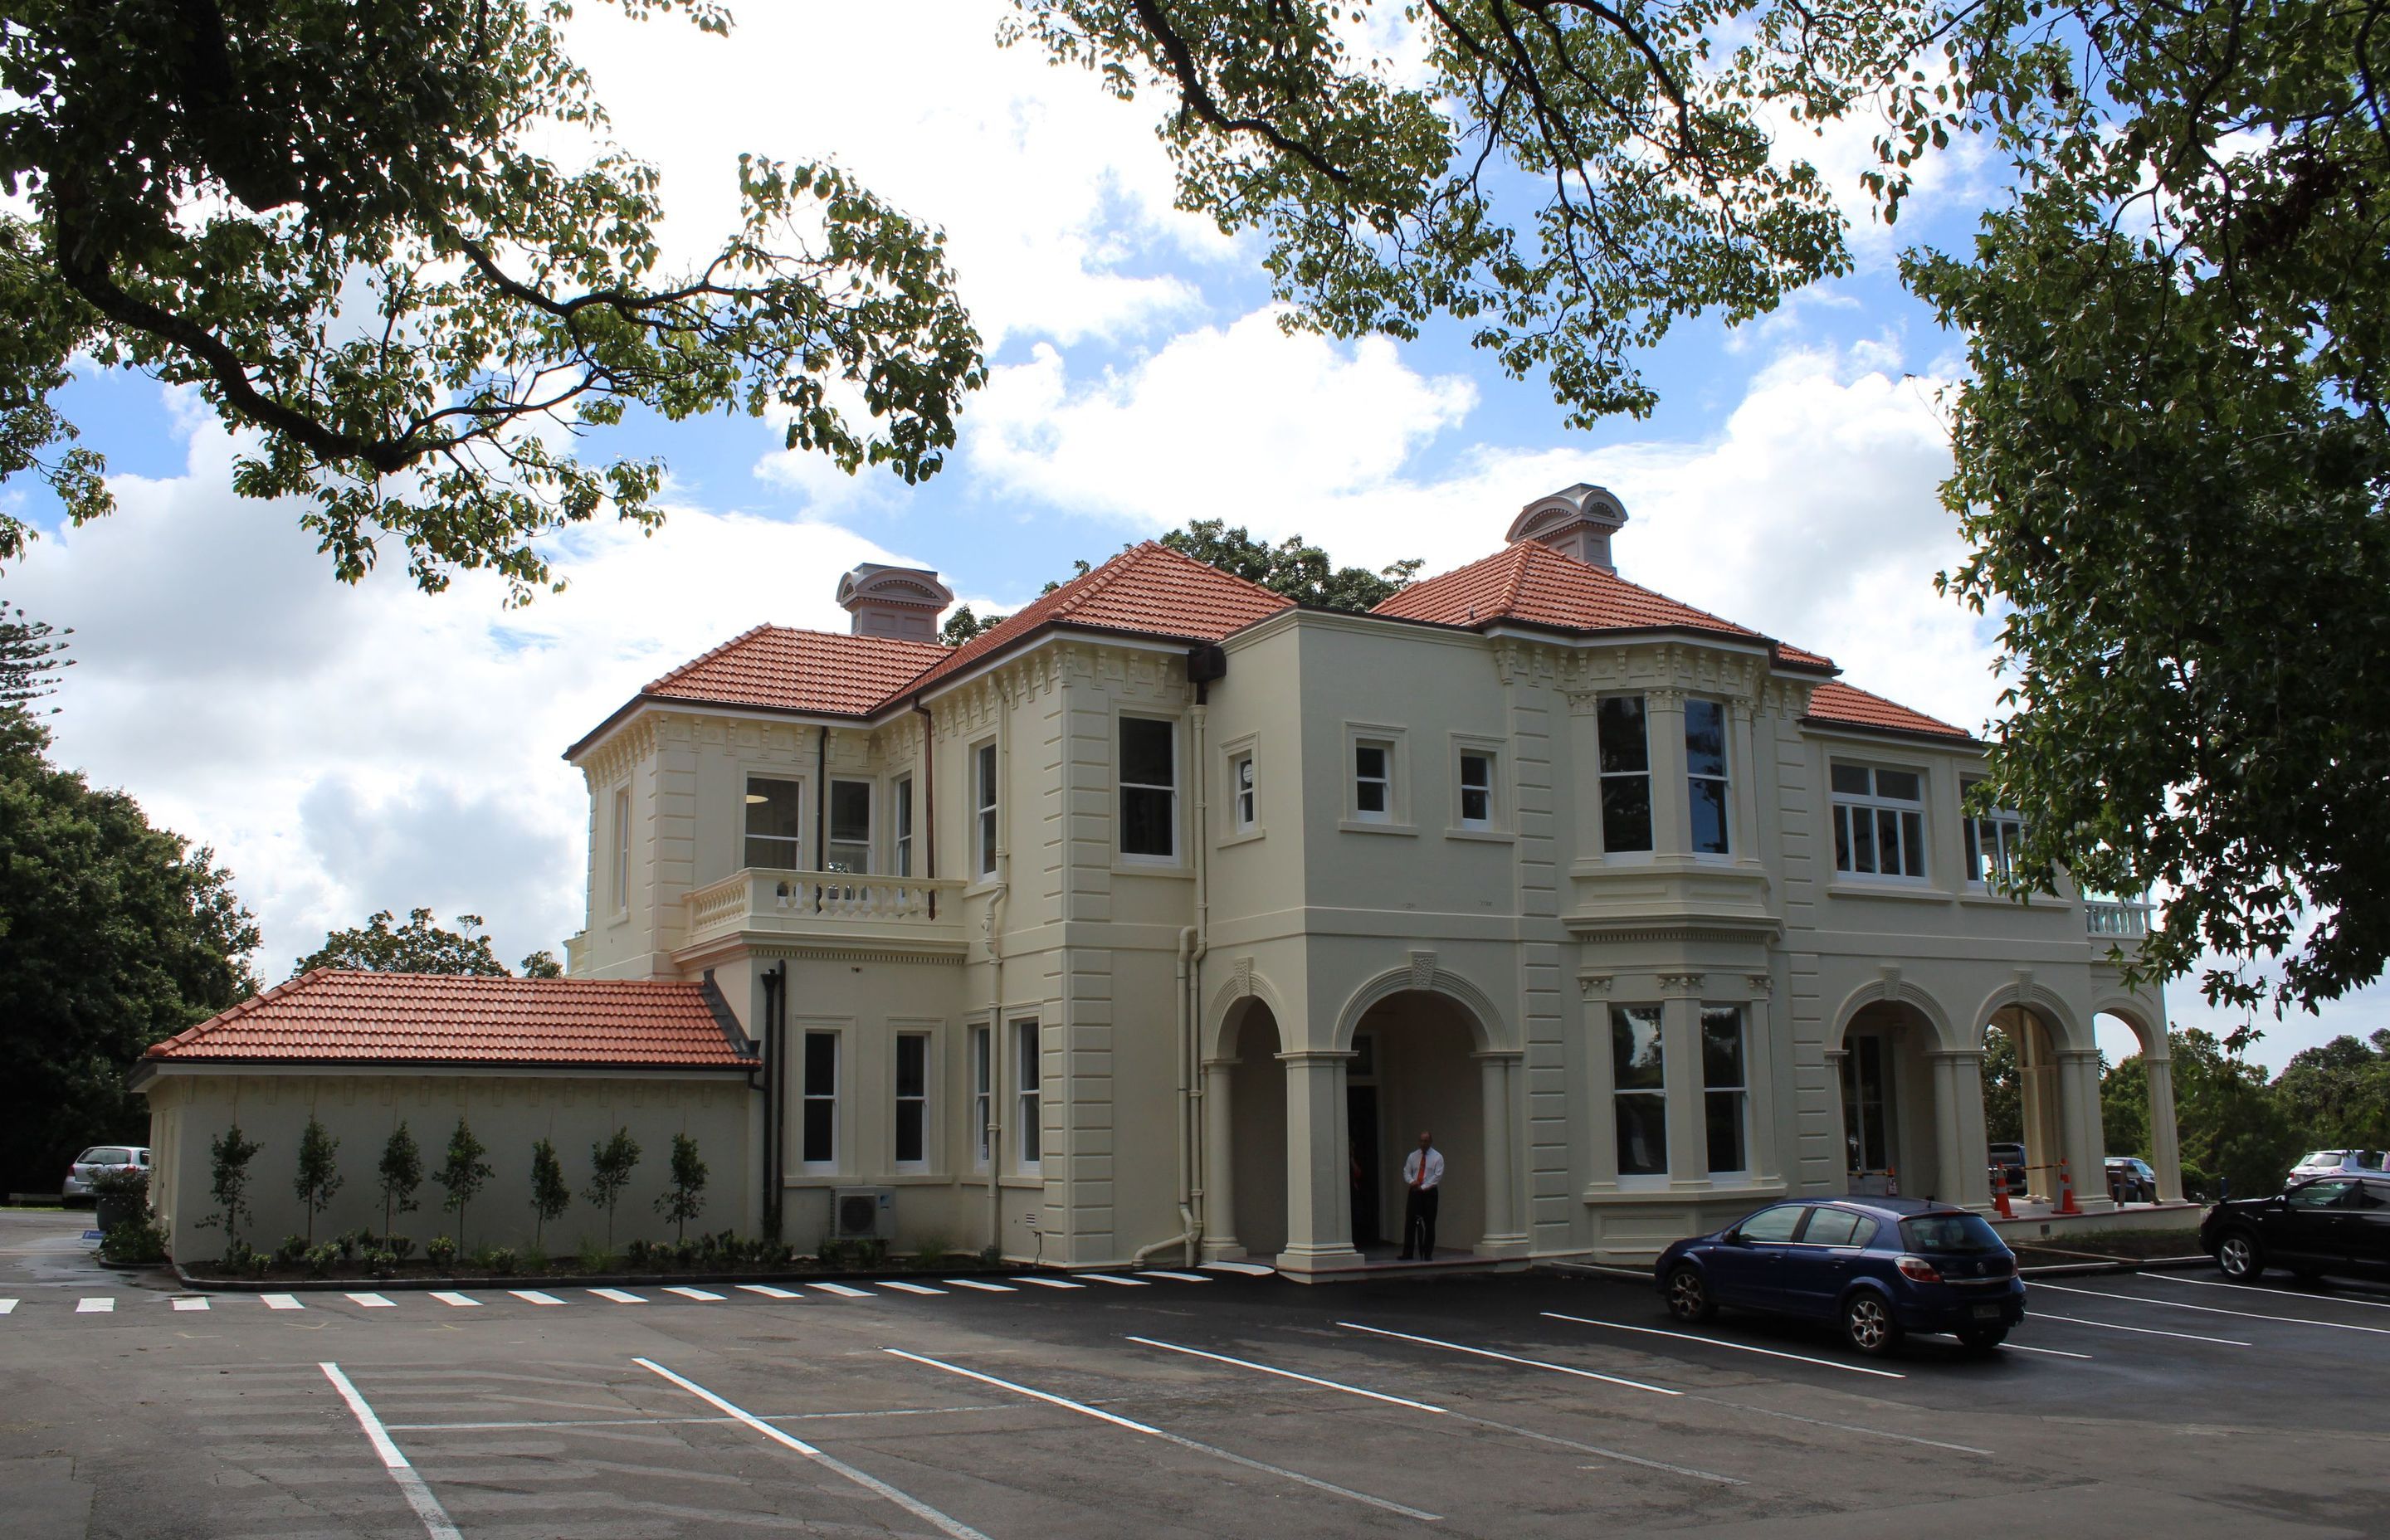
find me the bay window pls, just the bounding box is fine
[1597,696,1653,853]
[1611,1004,1667,1177]
[1702,1006,1749,1175]
[1685,699,1730,855]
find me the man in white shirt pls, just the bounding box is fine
[1397,1131,1445,1260]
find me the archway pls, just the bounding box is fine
[2095,1003,2185,1203]
[1983,1005,2067,1203]
[1346,989,1490,1258]
[1832,997,1988,1207]
[1207,998,1285,1260]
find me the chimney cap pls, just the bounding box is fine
[836,562,954,641]
[1507,484,1629,572]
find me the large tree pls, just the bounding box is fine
[0,1,982,601]
[293,907,558,979]
[0,675,260,1195]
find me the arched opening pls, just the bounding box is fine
[2095,1006,2184,1204]
[1348,989,1487,1259]
[1222,1001,1286,1259]
[1982,1005,2067,1203]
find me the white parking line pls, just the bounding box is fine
[662,1286,724,1301]
[2147,1274,2390,1313]
[1202,1261,1276,1276]
[1138,1270,1211,1282]
[319,1362,463,1540]
[588,1288,644,1304]
[1082,1274,1148,1286]
[885,1348,1441,1521]
[346,1294,396,1309]
[738,1284,802,1299]
[877,1280,947,1295]
[171,1296,210,1312]
[76,1297,112,1313]
[0,1299,17,1315]
[508,1289,565,1305]
[1337,1321,1681,1396]
[260,1294,304,1310]
[1125,1336,1740,1485]
[2035,1281,2390,1337]
[944,1279,1016,1292]
[1541,1312,1906,1380]
[1019,1277,1085,1289]
[810,1282,874,1298]
[2003,1343,2093,1359]
[430,1292,479,1309]
[2029,1310,2251,1347]
[637,1357,991,1540]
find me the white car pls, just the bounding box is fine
[62,1145,149,1206]
[2288,1149,2384,1182]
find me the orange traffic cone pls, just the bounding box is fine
[1993,1165,2015,1219]
[2057,1158,2083,1216]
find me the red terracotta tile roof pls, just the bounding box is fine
[1803,680,1974,741]
[144,970,754,1070]
[1373,541,1843,674]
[905,541,1295,695]
[645,626,949,717]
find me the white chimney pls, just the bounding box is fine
[835,563,955,641]
[1506,484,1629,572]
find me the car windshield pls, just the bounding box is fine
[1899,1213,2006,1254]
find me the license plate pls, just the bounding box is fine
[1971,1304,2003,1320]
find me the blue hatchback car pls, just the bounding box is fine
[1655,1196,2027,1357]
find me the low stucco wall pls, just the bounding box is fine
[141,1067,757,1265]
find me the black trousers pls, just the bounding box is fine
[1401,1186,1440,1260]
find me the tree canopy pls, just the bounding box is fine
[293,907,558,979]
[0,0,982,602]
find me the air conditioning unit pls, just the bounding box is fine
[832,1186,895,1240]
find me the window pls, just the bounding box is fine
[1832,763,1927,880]
[1801,1207,1873,1248]
[1354,739,1393,821]
[1737,1205,1807,1243]
[1611,1004,1667,1177]
[1119,716,1178,860]
[973,741,998,878]
[612,786,632,910]
[1458,750,1495,829]
[1597,696,1652,853]
[744,776,802,870]
[800,1031,839,1169]
[1701,1006,1749,1175]
[1013,1020,1042,1172]
[827,780,872,874]
[1685,699,1730,855]
[894,1032,929,1169]
[1898,1212,2004,1253]
[968,1024,992,1170]
[892,776,915,877]
[2288,1179,2358,1210]
[1962,779,2023,887]
[1231,751,1257,831]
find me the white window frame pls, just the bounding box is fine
[1343,722,1410,831]
[742,774,803,871]
[1832,761,1929,882]
[1354,739,1394,821]
[1962,778,2024,889]
[1700,1005,1750,1178]
[797,1027,841,1174]
[1596,695,1654,855]
[1610,1002,1669,1184]
[826,777,873,875]
[893,1029,932,1172]
[1684,697,1732,857]
[973,739,999,880]
[1232,751,1257,831]
[1117,713,1180,863]
[892,775,915,877]
[1450,733,1505,835]
[611,785,632,915]
[1012,1019,1043,1174]
[968,1023,993,1172]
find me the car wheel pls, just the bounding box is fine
[2217,1230,2264,1281]
[1957,1325,2007,1351]
[1665,1265,1716,1324]
[1843,1293,1903,1357]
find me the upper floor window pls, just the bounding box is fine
[1832,763,1925,880]
[893,776,915,877]
[1119,716,1178,860]
[1458,750,1496,829]
[973,741,998,878]
[744,776,802,870]
[612,786,633,911]
[1354,738,1394,821]
[1597,696,1653,853]
[1685,699,1730,855]
[1962,778,2023,888]
[827,779,872,874]
[1231,750,1257,832]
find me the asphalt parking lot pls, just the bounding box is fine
[4,1211,2388,1538]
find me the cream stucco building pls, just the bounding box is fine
[539,485,2181,1276]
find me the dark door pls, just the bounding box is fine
[1347,1085,1383,1248]
[2265,1179,2361,1265]
[1705,1203,1809,1309]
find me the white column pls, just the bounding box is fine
[1646,689,1690,857]
[1661,987,1710,1190]
[1743,985,1782,1183]
[1276,1050,1363,1274]
[2056,1048,2115,1211]
[2145,1055,2184,1204]
[1583,994,1621,1192]
[1200,1059,1240,1259]
[1931,1050,1992,1211]
[1823,1047,1851,1193]
[1474,1050,1526,1252]
[1729,699,1763,866]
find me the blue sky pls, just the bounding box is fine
[4,1,2363,1072]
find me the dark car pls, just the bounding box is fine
[1988,1143,2028,1199]
[1656,1196,2027,1357]
[2105,1156,2158,1205]
[2201,1174,2390,1285]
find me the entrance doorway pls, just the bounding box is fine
[1348,991,1485,1256]
[1347,1032,1383,1248]
[1843,1030,1898,1193]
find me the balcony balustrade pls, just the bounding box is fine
[2084,897,2154,940]
[681,868,965,953]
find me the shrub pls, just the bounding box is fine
[292,1116,344,1244]
[583,1128,642,1251]
[368,1249,398,1280]
[851,1236,888,1270]
[519,1242,548,1274]
[220,1237,260,1274]
[529,1138,570,1248]
[378,1122,423,1239]
[303,1242,338,1277]
[433,1118,493,1254]
[99,1215,170,1265]
[385,1234,417,1261]
[816,1235,848,1269]
[911,1233,952,1270]
[575,1235,608,1273]
[426,1235,459,1270]
[88,1167,150,1201]
[485,1246,518,1276]
[335,1227,372,1262]
[978,1243,1003,1266]
[202,1124,263,1247]
[672,1237,700,1269]
[656,1132,708,1242]
[623,1238,656,1269]
[275,1234,309,1268]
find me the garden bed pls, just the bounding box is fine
[2011,1226,2206,1267]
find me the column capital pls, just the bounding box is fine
[1275,1048,1356,1065]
